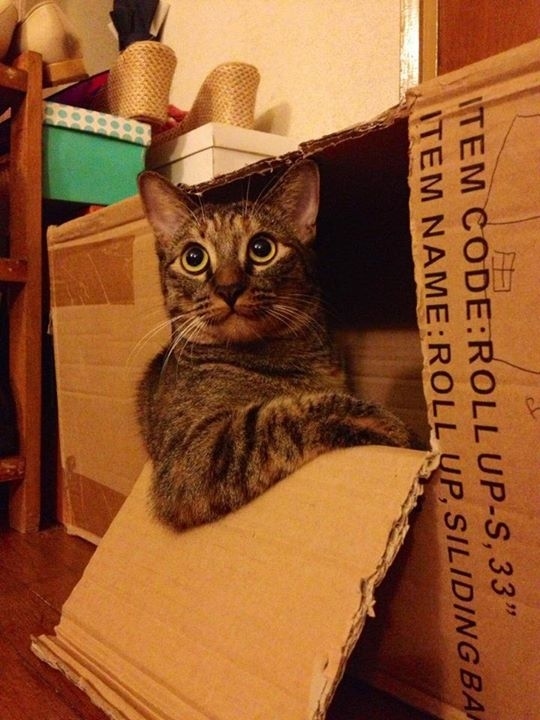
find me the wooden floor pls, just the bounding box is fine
[0,516,433,720]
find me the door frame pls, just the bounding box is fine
[400,0,438,94]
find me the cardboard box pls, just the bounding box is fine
[351,40,540,719]
[145,121,299,185]
[43,102,151,205]
[43,39,539,719]
[48,105,426,542]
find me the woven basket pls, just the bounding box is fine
[153,62,260,146]
[105,41,177,126]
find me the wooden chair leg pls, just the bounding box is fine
[5,52,43,531]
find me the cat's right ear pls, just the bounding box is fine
[261,160,320,244]
[138,171,198,247]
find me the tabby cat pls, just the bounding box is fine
[137,160,415,531]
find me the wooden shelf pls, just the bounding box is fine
[0,61,28,90]
[0,61,27,110]
[0,257,28,283]
[0,51,43,531]
[0,456,25,483]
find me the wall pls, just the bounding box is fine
[161,0,402,141]
[21,0,403,143]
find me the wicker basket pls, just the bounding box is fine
[153,62,260,146]
[105,41,177,126]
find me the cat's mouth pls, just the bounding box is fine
[209,294,265,321]
[204,298,279,342]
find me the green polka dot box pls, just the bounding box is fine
[43,102,151,205]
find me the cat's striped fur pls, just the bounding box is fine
[137,160,415,530]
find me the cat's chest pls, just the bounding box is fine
[177,358,346,407]
[192,362,305,398]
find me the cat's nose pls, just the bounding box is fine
[215,283,245,308]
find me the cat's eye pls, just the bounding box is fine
[180,244,210,274]
[248,234,277,265]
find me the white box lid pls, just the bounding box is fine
[147,122,299,168]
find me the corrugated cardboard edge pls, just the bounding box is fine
[59,466,126,542]
[63,524,102,547]
[45,101,409,249]
[32,639,129,720]
[32,448,438,720]
[47,195,145,248]
[308,450,440,718]
[44,104,408,244]
[405,37,540,109]
[185,101,410,194]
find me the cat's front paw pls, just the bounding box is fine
[347,399,415,449]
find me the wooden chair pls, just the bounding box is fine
[0,52,43,531]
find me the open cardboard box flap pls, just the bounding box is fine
[33,446,435,719]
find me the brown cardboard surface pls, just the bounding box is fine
[50,236,135,307]
[336,328,427,446]
[48,199,169,538]
[48,104,428,541]
[33,446,433,719]
[352,40,540,719]
[60,464,125,543]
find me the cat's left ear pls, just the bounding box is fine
[263,159,320,244]
[138,171,198,247]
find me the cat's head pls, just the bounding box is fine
[138,160,321,346]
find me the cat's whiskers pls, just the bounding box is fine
[275,289,323,315]
[249,171,282,218]
[266,301,326,344]
[127,317,172,368]
[158,312,209,373]
[242,175,252,219]
[136,162,418,532]
[182,202,204,230]
[193,192,208,225]
[278,290,321,312]
[174,314,207,350]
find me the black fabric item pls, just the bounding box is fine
[110,0,160,50]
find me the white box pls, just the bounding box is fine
[146,122,299,185]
